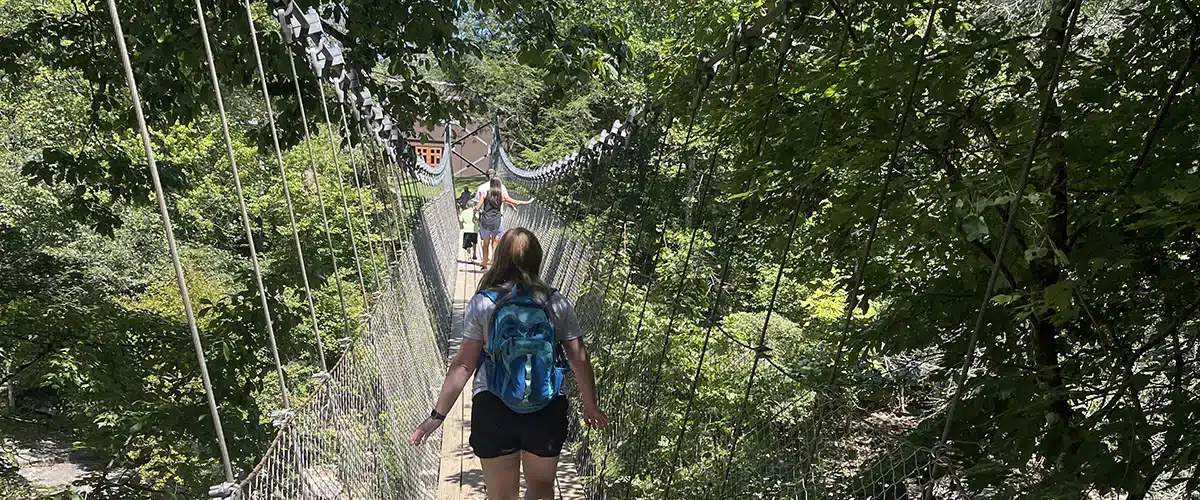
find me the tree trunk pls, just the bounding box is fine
[1026,0,1081,468]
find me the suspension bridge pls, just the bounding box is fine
[78,0,1084,497]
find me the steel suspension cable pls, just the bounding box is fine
[378,147,407,267]
[316,84,368,303]
[557,142,604,300]
[548,129,631,476]
[625,29,768,495]
[591,116,673,496]
[384,158,413,247]
[285,49,352,348]
[357,131,391,265]
[624,67,715,498]
[582,118,660,490]
[605,114,705,500]
[578,114,661,378]
[930,0,1084,486]
[340,104,383,291]
[103,0,233,482]
[389,154,418,228]
[383,151,415,268]
[244,0,325,383]
[191,0,291,424]
[715,163,806,497]
[363,131,400,267]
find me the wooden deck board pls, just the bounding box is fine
[435,248,587,499]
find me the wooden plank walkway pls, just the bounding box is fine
[436,249,586,500]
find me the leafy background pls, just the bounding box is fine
[2,0,1199,498]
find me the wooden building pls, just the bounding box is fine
[409,122,492,179]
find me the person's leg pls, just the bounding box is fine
[480,453,521,500]
[481,236,493,267]
[516,396,569,499]
[471,392,522,499]
[520,452,559,499]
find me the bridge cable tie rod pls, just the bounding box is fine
[243,0,319,399]
[103,0,235,482]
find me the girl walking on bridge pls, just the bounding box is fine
[475,177,531,269]
[410,228,608,500]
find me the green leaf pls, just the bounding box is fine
[992,294,1020,305]
[963,216,989,241]
[1043,281,1075,314]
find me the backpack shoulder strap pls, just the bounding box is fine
[478,289,501,303]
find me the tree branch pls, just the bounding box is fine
[826,0,859,45]
[1069,11,1200,246]
[925,33,1040,62]
[0,345,58,388]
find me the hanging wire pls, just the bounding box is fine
[103,0,234,482]
[361,136,398,262]
[624,102,723,500]
[662,5,800,496]
[340,103,383,291]
[243,0,325,380]
[361,133,398,266]
[315,82,368,304]
[826,1,941,384]
[589,115,671,495]
[285,47,353,346]
[612,63,716,500]
[191,0,292,436]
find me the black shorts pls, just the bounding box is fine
[462,232,478,249]
[469,391,568,458]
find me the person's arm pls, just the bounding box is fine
[474,195,484,211]
[502,193,533,207]
[409,338,482,445]
[563,337,609,428]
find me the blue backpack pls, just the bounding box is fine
[478,285,568,413]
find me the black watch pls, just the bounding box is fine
[429,408,446,421]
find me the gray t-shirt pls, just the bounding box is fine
[463,288,582,395]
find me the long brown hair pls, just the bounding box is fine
[486,178,503,208]
[477,227,550,301]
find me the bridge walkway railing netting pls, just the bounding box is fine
[237,187,460,500]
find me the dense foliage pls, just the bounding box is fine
[2,0,1199,498]
[518,0,1200,498]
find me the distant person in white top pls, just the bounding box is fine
[472,168,509,205]
[409,228,608,500]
